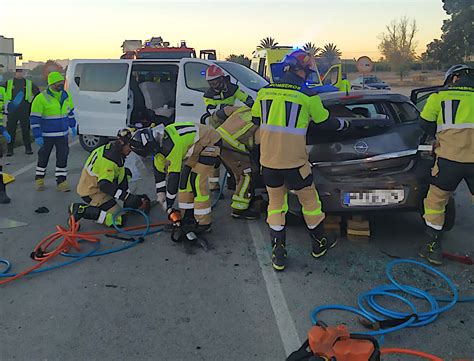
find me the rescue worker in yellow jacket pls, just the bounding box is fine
[419,64,474,265]
[0,85,12,203]
[130,123,222,233]
[338,73,352,93]
[216,106,260,220]
[251,50,350,271]
[203,65,254,191]
[70,129,150,227]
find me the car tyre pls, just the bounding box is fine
[79,134,108,152]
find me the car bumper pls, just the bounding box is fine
[288,158,432,214]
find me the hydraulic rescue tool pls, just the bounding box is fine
[287,323,381,361]
[168,209,209,252]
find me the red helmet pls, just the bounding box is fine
[283,50,317,74]
[205,65,225,81]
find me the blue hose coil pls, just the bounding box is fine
[310,259,471,339]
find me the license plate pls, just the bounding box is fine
[343,189,404,206]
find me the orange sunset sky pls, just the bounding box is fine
[1,0,447,63]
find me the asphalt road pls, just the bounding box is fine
[1,141,473,361]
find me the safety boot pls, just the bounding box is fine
[270,229,287,271]
[419,228,443,266]
[310,224,337,259]
[69,203,101,223]
[35,178,45,191]
[57,180,71,192]
[231,208,260,220]
[0,190,10,204]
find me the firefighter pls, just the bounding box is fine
[338,73,351,93]
[30,72,77,192]
[130,123,221,233]
[203,64,254,191]
[216,106,260,219]
[419,64,474,265]
[0,85,12,203]
[251,50,349,271]
[5,68,39,156]
[69,128,150,227]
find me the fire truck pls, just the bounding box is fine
[121,36,216,60]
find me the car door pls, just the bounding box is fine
[410,86,443,111]
[322,63,342,88]
[175,58,212,123]
[66,59,132,137]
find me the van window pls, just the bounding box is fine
[258,58,266,76]
[218,61,268,92]
[184,62,209,92]
[74,63,129,92]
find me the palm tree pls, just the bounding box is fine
[258,37,279,49]
[303,42,321,57]
[320,43,342,65]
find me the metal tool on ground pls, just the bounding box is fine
[168,209,209,252]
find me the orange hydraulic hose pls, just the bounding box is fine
[0,217,168,285]
[382,348,444,361]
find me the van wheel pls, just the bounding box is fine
[79,134,107,152]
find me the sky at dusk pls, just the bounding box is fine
[1,0,448,63]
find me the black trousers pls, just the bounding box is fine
[432,157,474,193]
[7,109,31,151]
[36,137,69,183]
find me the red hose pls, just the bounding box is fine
[0,217,167,285]
[382,348,444,361]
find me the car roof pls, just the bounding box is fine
[319,90,409,103]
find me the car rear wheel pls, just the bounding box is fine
[79,134,107,152]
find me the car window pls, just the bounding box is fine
[323,66,339,85]
[390,102,419,123]
[184,62,209,92]
[74,63,129,92]
[218,61,268,91]
[346,104,377,118]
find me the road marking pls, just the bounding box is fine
[11,139,80,177]
[247,221,301,356]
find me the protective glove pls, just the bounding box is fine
[123,193,142,209]
[35,137,44,146]
[139,194,151,213]
[71,126,77,138]
[2,130,12,144]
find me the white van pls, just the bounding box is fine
[66,58,268,151]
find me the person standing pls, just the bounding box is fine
[0,84,12,203]
[419,64,474,265]
[202,65,254,192]
[251,50,349,271]
[5,68,39,156]
[30,71,77,192]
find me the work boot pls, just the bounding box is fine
[310,224,337,259]
[36,178,45,191]
[195,223,212,234]
[231,208,260,220]
[270,229,287,271]
[0,191,10,204]
[419,228,443,265]
[69,203,101,223]
[57,180,71,192]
